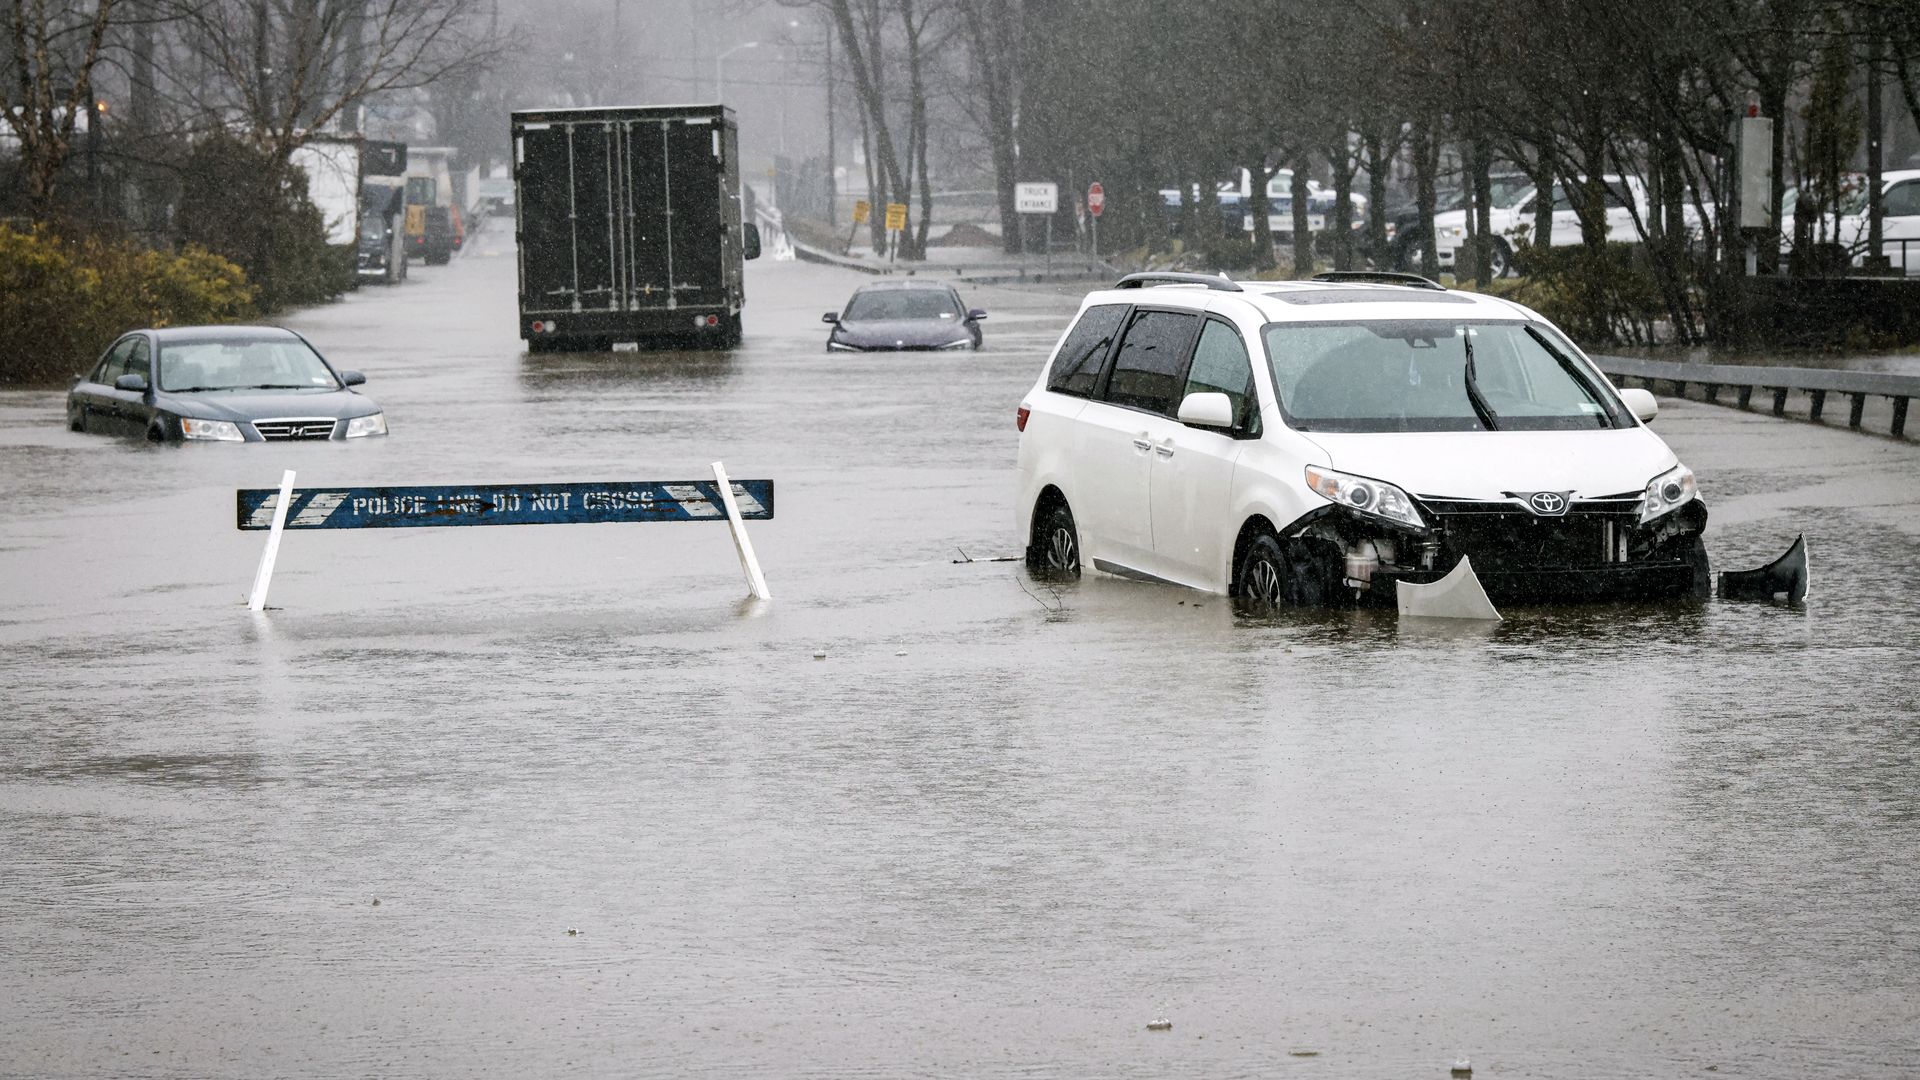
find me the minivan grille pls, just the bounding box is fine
[253,418,337,441]
[1422,500,1641,570]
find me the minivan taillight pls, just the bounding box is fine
[1017,406,1030,432]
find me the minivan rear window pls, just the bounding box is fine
[1046,304,1127,397]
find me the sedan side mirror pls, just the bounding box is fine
[1176,391,1234,429]
[966,308,987,321]
[743,223,762,261]
[114,373,149,392]
[1619,387,1658,423]
[339,369,367,387]
[822,313,840,324]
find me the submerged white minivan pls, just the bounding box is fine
[1014,272,1710,608]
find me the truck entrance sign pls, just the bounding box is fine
[852,199,870,224]
[1015,182,1058,214]
[884,202,908,231]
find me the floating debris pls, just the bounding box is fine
[1146,1019,1172,1032]
[1289,1050,1319,1057]
[565,928,580,937]
[812,651,827,660]
[370,898,380,907]
[1451,1060,1472,1077]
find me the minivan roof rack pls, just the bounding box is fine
[1113,271,1243,292]
[1309,270,1446,291]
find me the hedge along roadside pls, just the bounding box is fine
[0,225,257,387]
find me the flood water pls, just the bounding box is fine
[3,229,1919,1078]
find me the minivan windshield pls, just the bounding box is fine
[158,337,340,392]
[1264,320,1627,432]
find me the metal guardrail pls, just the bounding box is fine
[1592,354,1919,437]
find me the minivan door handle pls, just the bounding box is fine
[1131,437,1153,452]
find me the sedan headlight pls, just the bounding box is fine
[345,412,387,438]
[180,417,244,442]
[936,339,973,350]
[1305,465,1425,529]
[827,340,860,351]
[1638,463,1698,523]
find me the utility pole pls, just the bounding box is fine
[825,22,835,219]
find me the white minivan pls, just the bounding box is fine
[1014,272,1711,609]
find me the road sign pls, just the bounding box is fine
[1015,182,1058,214]
[1087,182,1105,218]
[237,479,775,530]
[884,202,908,231]
[852,199,870,224]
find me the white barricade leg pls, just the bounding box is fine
[711,461,770,600]
[248,469,296,611]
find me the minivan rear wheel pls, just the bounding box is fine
[1030,500,1080,576]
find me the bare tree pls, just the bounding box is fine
[2,0,119,218]
[156,0,494,165]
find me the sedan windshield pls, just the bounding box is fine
[1265,320,1628,432]
[844,290,959,321]
[158,337,340,392]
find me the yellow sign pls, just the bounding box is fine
[884,202,907,231]
[852,199,870,224]
[405,204,426,239]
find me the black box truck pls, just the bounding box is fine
[511,104,761,352]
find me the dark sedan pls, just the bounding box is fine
[66,326,387,443]
[823,280,985,351]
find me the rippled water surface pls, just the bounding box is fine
[4,237,1918,1078]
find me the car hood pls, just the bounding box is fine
[161,388,376,421]
[1299,427,1677,501]
[833,318,970,347]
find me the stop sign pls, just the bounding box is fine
[1087,182,1105,218]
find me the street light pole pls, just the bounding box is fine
[714,41,759,104]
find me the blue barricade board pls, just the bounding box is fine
[237,480,774,530]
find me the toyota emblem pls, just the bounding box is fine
[1527,491,1569,516]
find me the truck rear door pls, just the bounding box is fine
[518,121,621,315]
[620,117,727,312]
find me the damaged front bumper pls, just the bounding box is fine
[1287,496,1710,606]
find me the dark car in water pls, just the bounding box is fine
[823,280,985,351]
[66,326,387,443]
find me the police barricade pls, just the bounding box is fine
[237,463,772,610]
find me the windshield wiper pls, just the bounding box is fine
[1522,325,1613,427]
[1461,329,1499,431]
[240,383,320,390]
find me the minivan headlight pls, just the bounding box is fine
[345,412,387,438]
[180,417,244,442]
[1305,465,1425,529]
[1639,464,1697,523]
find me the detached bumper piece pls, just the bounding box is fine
[1719,534,1809,604]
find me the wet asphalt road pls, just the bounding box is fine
[3,226,1920,1079]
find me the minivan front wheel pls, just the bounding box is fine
[1237,533,1289,611]
[1030,500,1080,576]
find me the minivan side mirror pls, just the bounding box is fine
[339,369,367,387]
[1619,387,1658,423]
[967,308,987,321]
[822,312,840,324]
[1176,391,1234,429]
[114,373,149,392]
[743,223,762,261]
